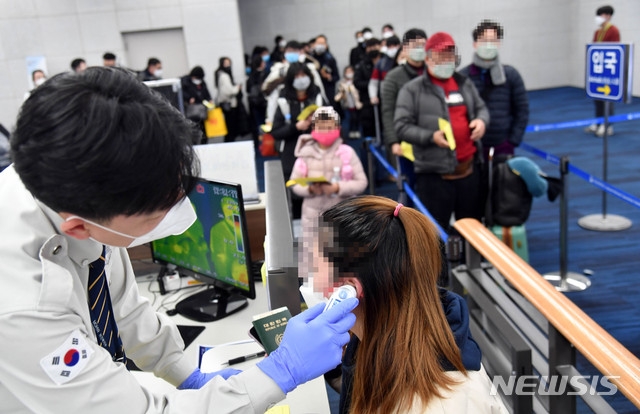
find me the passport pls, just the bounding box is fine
[250,306,292,354]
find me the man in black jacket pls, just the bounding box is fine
[459,20,529,161]
[353,38,382,139]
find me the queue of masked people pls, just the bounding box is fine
[5,16,538,414]
[244,21,530,413]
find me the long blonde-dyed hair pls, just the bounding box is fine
[321,195,466,413]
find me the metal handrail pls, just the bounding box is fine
[454,218,640,409]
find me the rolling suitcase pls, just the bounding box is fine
[490,224,529,263]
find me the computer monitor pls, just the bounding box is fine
[143,78,185,115]
[151,178,255,322]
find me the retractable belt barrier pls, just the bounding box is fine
[520,111,640,211]
[525,112,640,132]
[365,110,640,240]
[364,139,448,242]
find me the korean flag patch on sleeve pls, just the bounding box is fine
[40,329,94,385]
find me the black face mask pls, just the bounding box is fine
[367,50,380,60]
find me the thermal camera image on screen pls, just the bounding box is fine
[151,180,250,292]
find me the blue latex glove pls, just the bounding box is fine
[257,298,358,393]
[177,367,242,390]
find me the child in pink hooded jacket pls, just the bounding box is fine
[289,107,368,230]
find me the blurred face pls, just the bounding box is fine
[284,48,301,62]
[426,48,456,66]
[310,223,344,299]
[404,37,427,64]
[599,13,612,23]
[474,28,501,50]
[405,37,426,52]
[314,118,338,132]
[33,71,46,84]
[103,59,116,67]
[426,47,457,79]
[75,61,87,73]
[365,43,381,54]
[314,36,328,52]
[152,63,162,74]
[222,59,231,68]
[344,68,354,80]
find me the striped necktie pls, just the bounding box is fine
[87,246,126,363]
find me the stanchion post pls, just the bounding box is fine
[559,156,569,278]
[578,100,632,231]
[366,138,375,195]
[602,101,610,218]
[544,156,591,291]
[395,156,408,205]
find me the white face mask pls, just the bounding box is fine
[34,78,46,87]
[386,48,399,59]
[476,42,499,60]
[382,31,394,39]
[409,48,426,63]
[363,32,373,40]
[595,15,606,27]
[66,197,196,248]
[293,76,311,91]
[314,44,327,54]
[431,62,456,79]
[192,78,202,85]
[154,69,163,78]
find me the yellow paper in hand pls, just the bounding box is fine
[400,142,415,162]
[438,118,456,151]
[265,406,290,414]
[297,104,319,121]
[285,176,329,187]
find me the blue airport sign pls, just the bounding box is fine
[585,43,633,103]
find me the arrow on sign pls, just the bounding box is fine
[596,84,611,95]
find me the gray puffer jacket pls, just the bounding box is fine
[394,72,490,175]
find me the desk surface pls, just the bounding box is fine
[134,275,330,413]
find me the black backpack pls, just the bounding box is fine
[486,154,533,227]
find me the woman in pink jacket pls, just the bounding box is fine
[289,107,368,232]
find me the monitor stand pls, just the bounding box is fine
[175,286,248,322]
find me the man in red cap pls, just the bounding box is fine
[394,31,489,233]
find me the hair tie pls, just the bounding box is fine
[393,203,403,217]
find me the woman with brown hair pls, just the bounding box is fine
[316,195,507,413]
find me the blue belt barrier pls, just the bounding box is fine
[365,139,448,242]
[519,142,640,210]
[525,112,640,132]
